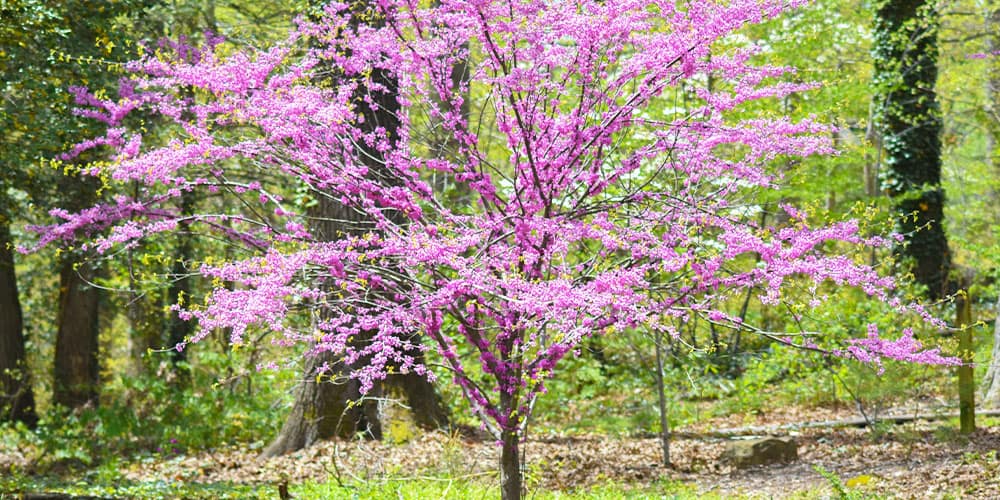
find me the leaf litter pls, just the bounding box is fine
[4,404,1000,498]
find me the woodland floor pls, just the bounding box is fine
[3,404,1000,498]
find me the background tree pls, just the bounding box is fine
[0,0,157,412]
[0,203,36,427]
[263,0,449,457]
[872,0,951,300]
[0,1,41,422]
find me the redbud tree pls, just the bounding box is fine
[32,0,958,497]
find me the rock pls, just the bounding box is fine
[721,437,797,469]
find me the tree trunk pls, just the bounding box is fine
[497,338,523,500]
[390,370,450,430]
[125,281,162,377]
[872,0,951,299]
[262,196,449,456]
[427,6,470,201]
[262,351,382,457]
[0,217,37,427]
[53,257,100,409]
[987,1,999,190]
[956,286,975,433]
[262,194,386,457]
[165,190,195,375]
[264,2,449,455]
[500,428,521,500]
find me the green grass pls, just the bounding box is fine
[293,476,703,499]
[0,475,270,499]
[0,474,704,500]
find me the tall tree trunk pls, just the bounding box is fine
[262,349,383,457]
[263,0,449,457]
[263,195,449,456]
[0,216,37,427]
[53,166,102,410]
[988,4,1000,185]
[126,276,162,377]
[956,282,975,433]
[53,256,100,409]
[165,190,195,376]
[428,7,471,202]
[872,0,951,299]
[390,368,450,430]
[262,187,387,457]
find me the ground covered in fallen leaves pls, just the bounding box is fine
[3,404,999,498]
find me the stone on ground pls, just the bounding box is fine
[721,437,798,469]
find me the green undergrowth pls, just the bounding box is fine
[0,475,268,499]
[313,477,702,499]
[521,331,968,438]
[0,351,290,474]
[0,474,704,499]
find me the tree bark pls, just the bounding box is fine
[53,256,100,409]
[496,330,524,500]
[262,195,450,457]
[165,190,195,375]
[872,0,951,299]
[986,1,999,188]
[500,427,521,500]
[0,217,37,427]
[264,2,449,455]
[125,279,162,377]
[262,193,386,457]
[390,370,450,430]
[262,351,382,457]
[956,286,975,433]
[427,9,471,202]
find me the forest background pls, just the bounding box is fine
[1,0,999,498]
